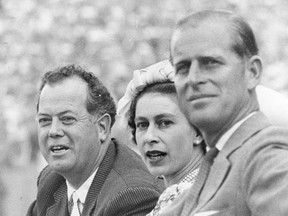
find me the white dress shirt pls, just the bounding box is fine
[66,169,97,213]
[214,112,256,151]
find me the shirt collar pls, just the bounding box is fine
[211,112,256,151]
[66,169,97,204]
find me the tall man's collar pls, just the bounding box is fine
[207,112,256,152]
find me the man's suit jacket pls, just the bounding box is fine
[27,139,165,216]
[158,112,288,216]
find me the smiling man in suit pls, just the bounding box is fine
[161,10,288,216]
[27,65,164,216]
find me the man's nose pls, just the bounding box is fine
[188,62,206,86]
[49,119,64,137]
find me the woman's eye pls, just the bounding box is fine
[136,122,148,130]
[158,120,173,128]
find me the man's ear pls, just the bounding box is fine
[246,55,263,90]
[95,113,111,144]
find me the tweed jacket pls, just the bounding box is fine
[27,139,165,216]
[157,112,288,216]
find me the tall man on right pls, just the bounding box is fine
[169,10,288,215]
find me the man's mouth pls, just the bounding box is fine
[189,94,215,101]
[145,150,167,161]
[50,145,69,153]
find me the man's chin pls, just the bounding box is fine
[49,161,74,174]
[188,113,218,128]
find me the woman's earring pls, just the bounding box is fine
[193,135,203,145]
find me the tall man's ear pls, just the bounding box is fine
[96,113,111,144]
[246,55,263,90]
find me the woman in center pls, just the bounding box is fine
[117,60,205,215]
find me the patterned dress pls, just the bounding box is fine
[147,168,199,216]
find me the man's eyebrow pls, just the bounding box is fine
[37,112,49,116]
[174,54,222,63]
[59,110,73,115]
[198,53,223,59]
[198,55,224,62]
[175,59,191,65]
[154,113,174,120]
[38,110,73,116]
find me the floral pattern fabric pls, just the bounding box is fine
[147,168,199,216]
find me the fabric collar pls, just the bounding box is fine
[66,169,98,204]
[211,112,256,151]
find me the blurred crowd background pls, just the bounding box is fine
[1,0,288,215]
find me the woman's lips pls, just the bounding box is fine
[145,150,167,162]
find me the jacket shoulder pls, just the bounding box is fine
[95,139,164,215]
[112,139,164,190]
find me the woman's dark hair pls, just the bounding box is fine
[128,81,177,144]
[128,81,205,152]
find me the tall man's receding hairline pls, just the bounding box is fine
[170,11,233,63]
[170,10,259,63]
[170,16,233,64]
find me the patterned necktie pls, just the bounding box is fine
[183,147,219,213]
[68,191,82,216]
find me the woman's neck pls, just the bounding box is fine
[164,150,203,187]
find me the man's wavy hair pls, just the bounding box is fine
[170,10,259,61]
[36,64,116,127]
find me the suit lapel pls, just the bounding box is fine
[197,154,230,210]
[46,183,69,216]
[37,169,67,216]
[196,112,271,209]
[82,140,116,216]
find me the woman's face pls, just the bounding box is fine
[135,92,197,181]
